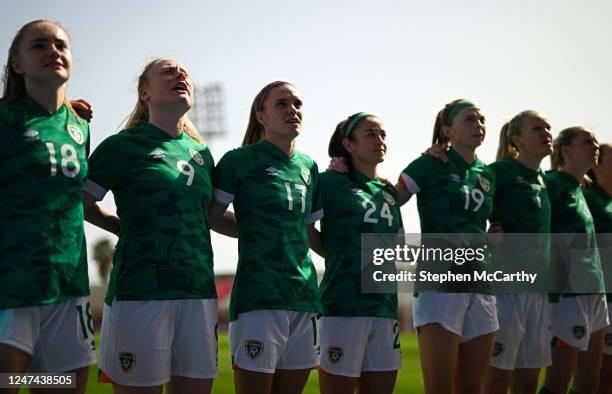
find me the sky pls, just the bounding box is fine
[2,0,611,281]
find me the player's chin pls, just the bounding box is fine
[285,125,301,136]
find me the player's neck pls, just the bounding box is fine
[452,145,476,164]
[560,163,588,183]
[26,82,65,114]
[148,112,184,138]
[516,153,543,170]
[265,135,296,156]
[352,160,377,179]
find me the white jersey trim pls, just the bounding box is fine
[84,179,108,201]
[213,188,234,204]
[400,173,420,194]
[308,208,324,224]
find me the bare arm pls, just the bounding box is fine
[308,223,324,258]
[212,209,237,238]
[394,181,413,207]
[208,200,230,232]
[83,191,120,235]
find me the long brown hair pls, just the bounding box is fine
[1,20,80,119]
[242,81,293,146]
[328,113,393,188]
[124,58,202,143]
[550,127,586,170]
[496,110,541,160]
[432,98,476,147]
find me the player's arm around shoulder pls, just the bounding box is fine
[396,155,443,206]
[82,133,130,236]
[208,147,243,231]
[307,169,333,258]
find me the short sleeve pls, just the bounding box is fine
[212,149,239,204]
[85,134,130,201]
[399,156,436,194]
[309,162,323,223]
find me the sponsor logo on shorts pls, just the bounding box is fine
[327,346,344,364]
[492,342,504,357]
[605,333,612,347]
[573,325,586,339]
[118,352,136,372]
[67,124,85,145]
[245,340,264,360]
[382,190,396,206]
[190,148,204,166]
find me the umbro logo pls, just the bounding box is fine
[351,188,362,195]
[23,129,40,142]
[266,167,280,176]
[450,174,461,183]
[149,148,165,159]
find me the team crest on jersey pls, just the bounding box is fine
[492,342,504,357]
[245,340,264,360]
[382,190,396,206]
[148,148,165,160]
[266,166,280,176]
[605,334,612,347]
[189,148,204,166]
[479,176,491,193]
[67,124,85,145]
[327,346,344,364]
[301,168,312,185]
[118,352,135,372]
[573,325,586,339]
[450,174,461,183]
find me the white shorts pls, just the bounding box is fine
[550,294,609,351]
[603,300,612,356]
[413,292,498,343]
[99,298,218,387]
[229,310,318,373]
[490,293,551,370]
[319,316,401,377]
[0,297,96,372]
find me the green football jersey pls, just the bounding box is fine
[546,170,605,295]
[401,148,495,292]
[489,158,550,233]
[0,97,89,308]
[488,159,551,285]
[213,139,320,321]
[583,184,612,300]
[401,148,495,234]
[317,170,403,318]
[86,122,216,304]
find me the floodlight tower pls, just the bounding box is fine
[191,83,228,147]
